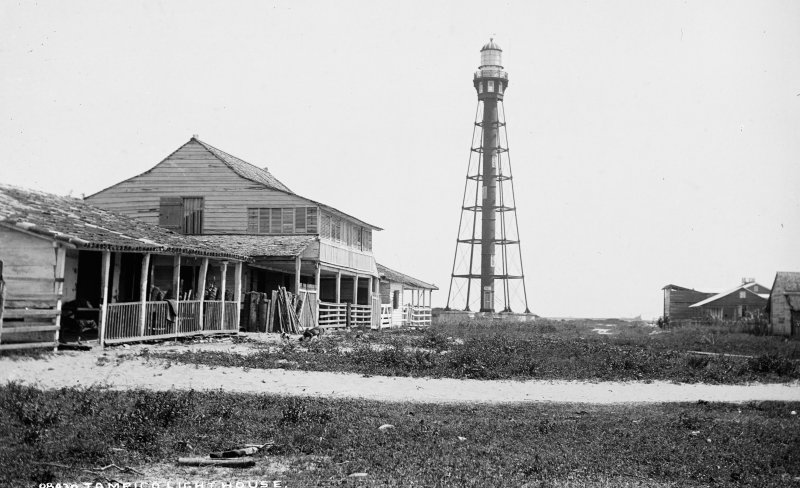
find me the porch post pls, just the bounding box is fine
[353,274,359,305]
[234,261,243,332]
[138,253,150,337]
[111,252,121,303]
[367,277,373,303]
[314,263,321,324]
[99,250,111,348]
[220,261,228,330]
[294,256,302,294]
[335,270,341,303]
[172,254,181,332]
[197,258,209,330]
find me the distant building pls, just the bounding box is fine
[662,280,770,321]
[688,281,770,320]
[766,272,800,337]
[662,284,716,320]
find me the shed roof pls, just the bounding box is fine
[0,183,247,260]
[689,281,770,308]
[377,263,438,290]
[192,234,317,258]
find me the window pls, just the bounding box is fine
[246,207,319,234]
[159,196,204,235]
[488,81,495,92]
[478,83,483,94]
[392,290,400,310]
[739,291,746,299]
[499,83,504,94]
[753,285,759,292]
[363,229,372,251]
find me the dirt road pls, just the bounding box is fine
[2,350,799,404]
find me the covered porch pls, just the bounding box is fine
[195,235,381,330]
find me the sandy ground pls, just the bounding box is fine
[2,346,799,404]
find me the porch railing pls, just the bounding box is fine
[404,305,432,327]
[318,301,347,328]
[103,299,238,344]
[379,304,392,329]
[350,304,372,327]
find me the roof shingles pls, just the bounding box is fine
[0,183,246,260]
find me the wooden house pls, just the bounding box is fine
[766,272,800,337]
[376,263,438,327]
[688,281,770,321]
[661,284,715,320]
[0,183,246,350]
[86,136,433,329]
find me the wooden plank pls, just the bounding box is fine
[0,342,58,351]
[5,276,63,282]
[5,299,59,309]
[2,325,60,334]
[3,309,60,318]
[5,293,61,302]
[103,328,236,345]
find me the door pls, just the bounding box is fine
[792,311,800,337]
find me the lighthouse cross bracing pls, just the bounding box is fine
[446,39,531,314]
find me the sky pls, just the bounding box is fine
[1,1,799,319]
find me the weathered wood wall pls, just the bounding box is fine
[86,140,313,234]
[0,227,63,349]
[664,288,715,320]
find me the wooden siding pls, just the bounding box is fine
[769,275,800,336]
[694,291,768,320]
[319,239,377,275]
[86,140,314,234]
[664,288,715,320]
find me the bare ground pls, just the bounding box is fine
[1,342,799,404]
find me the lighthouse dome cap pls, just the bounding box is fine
[481,38,502,51]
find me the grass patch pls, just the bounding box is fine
[1,384,798,486]
[148,320,800,383]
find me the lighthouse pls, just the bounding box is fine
[446,39,530,314]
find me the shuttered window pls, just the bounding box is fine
[182,197,204,235]
[246,207,320,234]
[159,196,203,234]
[307,208,318,233]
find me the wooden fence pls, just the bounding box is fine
[103,299,238,345]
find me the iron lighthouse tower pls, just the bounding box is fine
[446,39,531,313]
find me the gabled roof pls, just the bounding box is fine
[689,281,770,308]
[88,137,382,231]
[193,138,292,193]
[192,234,317,258]
[377,263,438,290]
[0,183,247,260]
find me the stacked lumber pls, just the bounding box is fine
[274,287,302,334]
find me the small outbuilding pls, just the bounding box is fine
[767,272,800,337]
